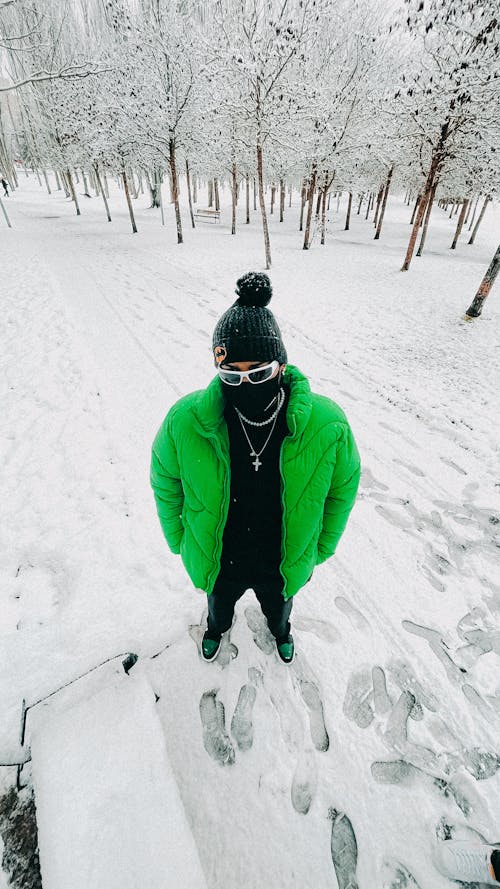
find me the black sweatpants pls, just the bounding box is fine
[207,573,293,641]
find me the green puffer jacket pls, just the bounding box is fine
[150,365,360,599]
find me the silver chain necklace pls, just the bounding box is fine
[235,387,285,427]
[235,389,285,472]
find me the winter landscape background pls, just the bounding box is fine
[0,1,499,888]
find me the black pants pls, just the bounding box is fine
[207,574,293,641]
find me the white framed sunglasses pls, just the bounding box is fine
[218,360,280,386]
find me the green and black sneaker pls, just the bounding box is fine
[276,634,295,664]
[201,632,222,662]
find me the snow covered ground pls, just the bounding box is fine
[1,174,499,889]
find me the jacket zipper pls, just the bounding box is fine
[278,442,288,598]
[207,428,231,594]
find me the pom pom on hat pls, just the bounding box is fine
[235,272,272,307]
[212,271,287,365]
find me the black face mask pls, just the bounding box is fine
[223,372,283,420]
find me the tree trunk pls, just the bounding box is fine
[464,197,473,225]
[158,173,165,227]
[121,166,137,233]
[468,194,480,230]
[468,196,490,245]
[464,244,500,318]
[299,178,307,231]
[410,194,421,225]
[451,198,469,249]
[373,185,384,227]
[145,169,160,208]
[357,193,364,215]
[289,185,292,208]
[253,177,257,210]
[94,164,111,222]
[303,163,317,250]
[320,172,328,245]
[416,178,438,256]
[402,144,442,271]
[54,170,61,191]
[327,193,331,210]
[208,180,213,207]
[0,194,12,228]
[374,167,393,240]
[279,179,285,222]
[82,170,90,197]
[365,191,373,220]
[344,192,353,230]
[231,161,237,235]
[66,168,81,215]
[256,139,272,269]
[245,174,250,224]
[169,137,183,244]
[270,184,276,214]
[103,172,109,199]
[315,186,322,218]
[186,158,195,228]
[60,170,70,198]
[214,178,220,212]
[42,169,51,195]
[193,175,197,203]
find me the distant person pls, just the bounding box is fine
[150,272,361,664]
[1,177,8,197]
[435,839,500,885]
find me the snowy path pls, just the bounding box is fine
[1,178,500,888]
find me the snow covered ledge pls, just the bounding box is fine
[31,670,207,889]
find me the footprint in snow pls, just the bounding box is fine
[392,458,426,478]
[248,666,264,687]
[372,666,392,715]
[375,504,414,532]
[419,562,446,593]
[462,747,500,781]
[371,759,419,786]
[334,596,369,630]
[343,670,374,729]
[384,691,416,748]
[380,859,421,889]
[358,465,389,492]
[388,661,439,713]
[329,808,359,889]
[294,616,338,644]
[244,605,275,655]
[298,678,329,752]
[440,456,467,476]
[230,684,257,751]
[291,747,317,815]
[199,690,235,766]
[436,816,490,844]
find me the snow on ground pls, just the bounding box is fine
[0,173,499,889]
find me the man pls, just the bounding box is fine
[150,272,360,664]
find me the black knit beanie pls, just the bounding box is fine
[212,272,288,366]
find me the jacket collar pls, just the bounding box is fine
[194,364,312,437]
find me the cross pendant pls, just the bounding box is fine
[252,455,262,472]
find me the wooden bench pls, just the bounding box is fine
[194,208,220,223]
